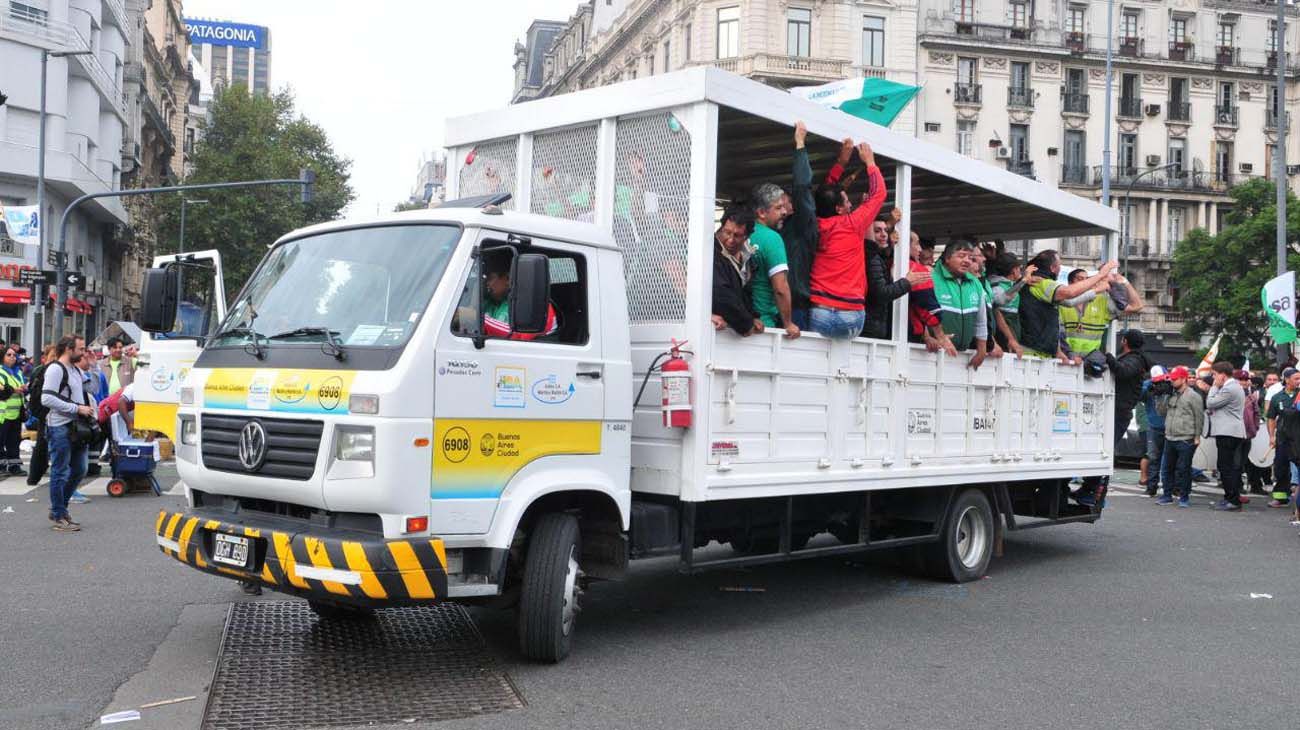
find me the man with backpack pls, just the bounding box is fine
[41,335,96,532]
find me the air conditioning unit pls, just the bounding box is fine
[1240,162,1254,173]
[1157,294,1174,307]
[1145,154,1162,166]
[1145,104,1162,116]
[995,146,1011,159]
[1288,164,1300,176]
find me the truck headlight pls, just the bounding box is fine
[335,426,374,462]
[179,416,197,445]
[180,386,195,405]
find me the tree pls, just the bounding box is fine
[393,200,427,212]
[156,85,354,295]
[1172,178,1300,363]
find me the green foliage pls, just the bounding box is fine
[393,200,427,212]
[155,85,354,295]
[1171,178,1300,363]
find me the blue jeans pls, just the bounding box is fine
[1161,439,1195,501]
[1146,428,1166,493]
[47,423,88,520]
[809,306,865,339]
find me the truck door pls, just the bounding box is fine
[134,250,227,440]
[431,233,605,534]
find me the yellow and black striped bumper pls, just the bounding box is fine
[154,509,448,606]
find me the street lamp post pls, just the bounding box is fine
[178,198,209,254]
[1276,0,1289,367]
[35,48,92,352]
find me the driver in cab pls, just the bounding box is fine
[461,256,559,342]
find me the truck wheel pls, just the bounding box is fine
[307,599,375,621]
[921,488,994,583]
[518,513,582,663]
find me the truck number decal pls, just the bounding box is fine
[441,427,471,463]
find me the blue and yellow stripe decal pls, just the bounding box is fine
[432,419,602,499]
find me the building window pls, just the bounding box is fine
[956,120,976,158]
[1267,144,1276,180]
[664,40,671,72]
[1009,1,1028,28]
[786,8,811,58]
[1063,130,1086,182]
[9,1,47,24]
[862,16,885,68]
[649,53,655,75]
[1121,12,1138,39]
[1217,21,1234,48]
[717,7,739,59]
[956,0,975,24]
[1269,21,1278,53]
[957,57,977,86]
[1167,206,1185,249]
[1169,17,1187,44]
[1066,6,1085,34]
[685,23,691,61]
[1009,124,1029,162]
[1215,141,1233,183]
[1119,133,1138,173]
[1167,137,1186,177]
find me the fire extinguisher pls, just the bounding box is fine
[660,339,692,428]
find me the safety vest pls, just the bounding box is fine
[1061,294,1111,356]
[0,368,23,423]
[989,278,1020,340]
[932,262,985,349]
[1019,282,1060,358]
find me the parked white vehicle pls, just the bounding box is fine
[147,68,1119,662]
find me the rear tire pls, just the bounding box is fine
[919,488,994,583]
[307,599,375,621]
[518,513,582,663]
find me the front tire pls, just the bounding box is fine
[919,488,994,583]
[518,513,582,663]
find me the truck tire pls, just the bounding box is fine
[920,488,994,583]
[307,599,375,620]
[518,513,582,663]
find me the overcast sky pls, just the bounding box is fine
[184,0,586,216]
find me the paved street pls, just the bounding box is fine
[1,467,1296,730]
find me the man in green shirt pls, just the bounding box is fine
[100,338,135,393]
[931,241,999,369]
[749,183,800,338]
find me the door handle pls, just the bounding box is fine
[576,370,602,380]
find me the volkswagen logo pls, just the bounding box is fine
[238,421,268,471]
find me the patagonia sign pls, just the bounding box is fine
[184,19,267,49]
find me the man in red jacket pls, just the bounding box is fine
[808,142,886,338]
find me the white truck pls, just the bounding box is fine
[147,68,1118,662]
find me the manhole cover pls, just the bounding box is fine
[201,601,524,729]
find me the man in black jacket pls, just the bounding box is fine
[1074,329,1153,507]
[862,212,929,339]
[711,205,763,336]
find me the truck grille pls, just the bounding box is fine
[200,415,324,481]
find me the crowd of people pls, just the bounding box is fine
[0,334,140,532]
[710,121,1145,375]
[1128,359,1300,521]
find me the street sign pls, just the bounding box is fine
[65,271,84,287]
[46,250,65,267]
[18,269,48,286]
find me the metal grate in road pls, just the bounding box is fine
[201,601,524,730]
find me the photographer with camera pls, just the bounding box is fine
[41,335,97,533]
[1141,365,1173,498]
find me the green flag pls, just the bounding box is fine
[1262,271,1297,345]
[791,78,920,128]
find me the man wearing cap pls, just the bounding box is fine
[1157,366,1204,507]
[1266,367,1300,508]
[1141,365,1172,497]
[1201,361,1247,510]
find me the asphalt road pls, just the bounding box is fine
[1,468,1296,730]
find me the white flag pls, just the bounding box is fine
[1197,334,1222,376]
[1263,271,1297,345]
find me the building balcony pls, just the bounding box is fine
[1121,238,1153,259]
[1267,109,1289,129]
[1062,92,1089,115]
[1168,41,1194,62]
[1118,36,1143,58]
[1061,165,1091,186]
[705,54,850,84]
[1166,101,1191,122]
[1007,87,1033,108]
[1007,159,1034,178]
[953,83,982,105]
[1060,236,1096,258]
[1092,165,1217,193]
[1216,46,1240,66]
[1065,31,1087,53]
[1118,96,1143,119]
[1215,105,1239,127]
[922,14,1041,45]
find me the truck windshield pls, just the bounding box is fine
[211,224,460,351]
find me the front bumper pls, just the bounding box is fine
[154,509,448,606]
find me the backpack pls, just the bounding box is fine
[27,363,48,421]
[1244,394,1260,440]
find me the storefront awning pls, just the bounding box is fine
[46,292,94,314]
[0,288,31,305]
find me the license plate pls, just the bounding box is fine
[212,533,251,568]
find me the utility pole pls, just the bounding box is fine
[1278,0,1290,367]
[1101,0,1115,260]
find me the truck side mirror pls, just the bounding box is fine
[139,266,180,333]
[510,253,551,334]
